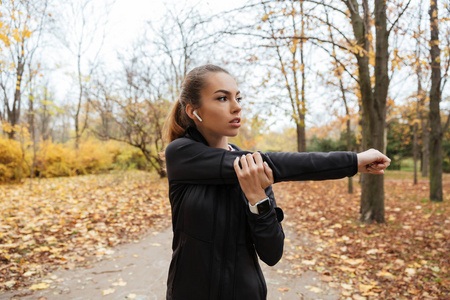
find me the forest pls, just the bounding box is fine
[0,0,449,298]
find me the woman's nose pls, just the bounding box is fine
[231,98,241,113]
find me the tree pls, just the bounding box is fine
[0,0,50,139]
[53,0,112,149]
[428,0,449,202]
[339,0,411,223]
[409,2,429,183]
[292,0,410,222]
[254,1,311,152]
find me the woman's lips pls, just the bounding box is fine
[230,118,241,127]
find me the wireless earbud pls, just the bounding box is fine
[193,110,203,122]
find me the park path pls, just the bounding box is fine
[2,223,341,300]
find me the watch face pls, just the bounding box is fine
[257,199,271,214]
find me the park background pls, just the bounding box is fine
[0,0,449,298]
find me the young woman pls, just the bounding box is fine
[164,64,390,300]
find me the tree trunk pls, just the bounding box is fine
[28,82,37,186]
[421,122,429,176]
[296,122,306,152]
[347,118,353,193]
[7,58,25,140]
[349,0,388,223]
[413,120,418,185]
[429,0,443,202]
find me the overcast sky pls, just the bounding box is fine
[102,0,245,61]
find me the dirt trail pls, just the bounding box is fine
[2,224,340,300]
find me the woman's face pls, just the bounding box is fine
[195,72,242,139]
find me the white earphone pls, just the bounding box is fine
[193,110,203,122]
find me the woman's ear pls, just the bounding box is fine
[185,104,196,121]
[186,104,203,122]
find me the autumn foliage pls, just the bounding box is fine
[0,171,448,298]
[0,130,148,182]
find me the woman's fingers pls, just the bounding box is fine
[367,165,385,174]
[235,153,273,183]
[233,157,241,174]
[357,149,391,174]
[240,154,250,171]
[252,152,263,164]
[263,161,274,184]
[233,153,273,204]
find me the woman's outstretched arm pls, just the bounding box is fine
[165,137,390,184]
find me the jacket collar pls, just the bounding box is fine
[184,126,209,146]
[184,127,241,151]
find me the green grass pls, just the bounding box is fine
[383,169,450,181]
[400,157,415,172]
[384,170,426,180]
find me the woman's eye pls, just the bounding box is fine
[236,97,243,103]
[217,96,227,101]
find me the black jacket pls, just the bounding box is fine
[165,127,358,300]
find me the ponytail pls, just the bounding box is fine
[164,100,194,143]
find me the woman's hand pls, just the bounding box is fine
[233,152,274,205]
[357,149,391,174]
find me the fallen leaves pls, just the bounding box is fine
[274,171,450,299]
[1,169,449,298]
[0,171,171,291]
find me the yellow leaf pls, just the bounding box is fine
[29,282,50,290]
[344,258,364,265]
[340,266,355,272]
[112,278,127,287]
[301,259,316,265]
[359,283,375,293]
[376,270,394,278]
[102,288,115,295]
[38,246,50,252]
[366,249,378,255]
[434,233,443,239]
[405,268,416,276]
[290,44,296,54]
[308,286,323,293]
[341,283,353,290]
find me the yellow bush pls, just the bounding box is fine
[35,139,77,177]
[0,135,27,182]
[1,132,149,180]
[105,140,147,170]
[77,138,114,174]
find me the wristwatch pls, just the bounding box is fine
[249,197,271,215]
